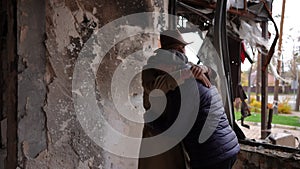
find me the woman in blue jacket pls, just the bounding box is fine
[139,29,239,169]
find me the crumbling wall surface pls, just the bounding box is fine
[18,0,167,169]
[17,1,47,165]
[11,1,300,169]
[233,144,300,169]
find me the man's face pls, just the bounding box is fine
[178,44,186,54]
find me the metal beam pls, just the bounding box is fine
[169,0,177,29]
[273,0,286,114]
[214,0,235,127]
[178,0,256,19]
[261,13,269,140]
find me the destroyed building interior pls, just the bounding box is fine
[0,0,300,168]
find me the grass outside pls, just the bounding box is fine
[235,112,300,127]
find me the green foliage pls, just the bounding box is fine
[241,72,249,86]
[278,103,292,114]
[277,97,292,114]
[248,96,292,114]
[249,99,261,113]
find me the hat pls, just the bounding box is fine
[160,29,192,48]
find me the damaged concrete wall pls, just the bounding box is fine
[4,0,300,169]
[233,144,300,169]
[17,0,47,164]
[15,0,168,169]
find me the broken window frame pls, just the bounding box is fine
[172,0,300,152]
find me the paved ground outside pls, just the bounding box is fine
[236,111,300,148]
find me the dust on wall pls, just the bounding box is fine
[17,0,168,168]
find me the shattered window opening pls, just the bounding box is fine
[176,0,300,151]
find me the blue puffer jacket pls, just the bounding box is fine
[141,49,239,168]
[183,82,240,168]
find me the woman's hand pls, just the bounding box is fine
[190,65,211,88]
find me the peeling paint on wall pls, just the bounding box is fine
[2,0,300,168]
[18,0,167,168]
[17,0,47,164]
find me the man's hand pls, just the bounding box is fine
[190,65,211,88]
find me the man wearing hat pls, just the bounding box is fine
[139,29,239,169]
[142,29,213,110]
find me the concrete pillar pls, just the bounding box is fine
[10,0,168,168]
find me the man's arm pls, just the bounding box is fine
[142,65,212,110]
